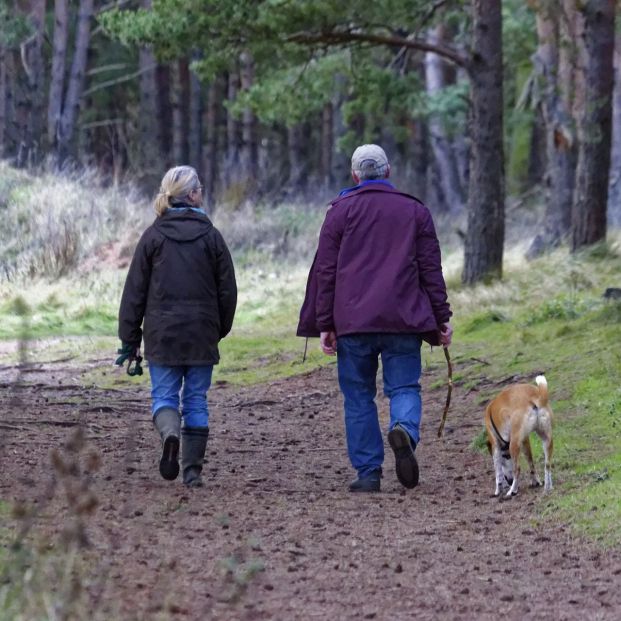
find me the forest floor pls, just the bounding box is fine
[1,353,620,621]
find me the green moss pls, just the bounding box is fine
[462,309,511,334]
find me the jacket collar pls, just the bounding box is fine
[331,182,421,205]
[338,179,394,197]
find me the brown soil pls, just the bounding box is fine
[1,359,620,620]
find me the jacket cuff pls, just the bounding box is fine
[316,324,336,332]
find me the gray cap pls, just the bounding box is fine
[351,144,389,178]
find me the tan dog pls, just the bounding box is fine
[484,375,553,497]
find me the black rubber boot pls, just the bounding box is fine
[387,424,419,489]
[153,408,181,481]
[349,470,381,493]
[181,427,209,487]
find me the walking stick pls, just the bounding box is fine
[437,346,453,438]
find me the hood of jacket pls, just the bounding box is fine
[154,206,214,242]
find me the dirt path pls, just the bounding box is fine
[1,359,620,620]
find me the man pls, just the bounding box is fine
[297,144,452,493]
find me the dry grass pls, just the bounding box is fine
[0,163,149,281]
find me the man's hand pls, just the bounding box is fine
[439,322,453,347]
[320,331,337,356]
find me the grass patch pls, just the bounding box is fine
[462,309,510,334]
[453,241,621,547]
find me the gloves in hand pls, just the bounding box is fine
[115,342,143,376]
[115,342,137,366]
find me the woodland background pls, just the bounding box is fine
[1,0,621,285]
[1,3,621,617]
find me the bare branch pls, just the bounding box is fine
[79,118,124,130]
[87,63,129,76]
[81,64,155,97]
[287,30,469,69]
[97,0,133,15]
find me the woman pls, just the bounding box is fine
[117,165,237,487]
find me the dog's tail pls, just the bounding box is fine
[535,375,549,407]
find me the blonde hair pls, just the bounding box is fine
[154,165,200,216]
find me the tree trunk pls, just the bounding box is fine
[155,64,172,165]
[425,24,465,214]
[320,102,333,188]
[406,119,428,202]
[2,50,17,157]
[0,46,6,157]
[287,123,305,192]
[203,75,222,207]
[188,62,203,173]
[527,1,579,257]
[224,68,240,186]
[48,0,69,148]
[455,65,470,192]
[15,0,45,166]
[170,59,188,164]
[239,51,257,189]
[462,0,505,284]
[134,0,162,187]
[527,106,546,186]
[571,0,615,251]
[607,22,621,226]
[57,0,94,165]
[137,45,162,186]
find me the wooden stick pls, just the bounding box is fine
[437,346,453,438]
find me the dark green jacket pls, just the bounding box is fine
[118,207,237,365]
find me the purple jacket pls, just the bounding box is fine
[297,184,451,346]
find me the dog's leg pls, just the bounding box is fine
[542,435,553,491]
[507,439,521,496]
[492,446,504,496]
[522,437,542,487]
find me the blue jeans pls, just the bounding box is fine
[149,364,213,428]
[336,333,423,479]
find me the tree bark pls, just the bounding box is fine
[571,0,615,251]
[15,0,46,166]
[135,0,162,187]
[239,51,258,188]
[287,123,306,192]
[48,0,69,148]
[425,24,465,214]
[137,45,162,185]
[203,75,222,207]
[155,64,172,165]
[406,119,428,202]
[527,106,546,186]
[188,62,203,173]
[607,22,621,226]
[320,102,333,188]
[224,67,240,186]
[0,46,6,157]
[170,59,188,164]
[57,0,94,165]
[455,65,470,192]
[527,0,580,257]
[462,0,505,284]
